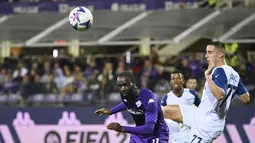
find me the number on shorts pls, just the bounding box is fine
[152,138,159,143]
[191,135,202,143]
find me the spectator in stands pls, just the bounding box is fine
[0,68,7,84]
[53,64,65,89]
[1,71,19,94]
[86,72,101,103]
[189,53,203,80]
[98,62,113,82]
[150,64,170,97]
[175,58,192,80]
[44,74,58,94]
[114,60,125,79]
[13,62,28,83]
[60,66,74,99]
[100,71,115,102]
[142,58,153,75]
[21,74,44,100]
[84,59,98,80]
[31,62,39,75]
[140,71,150,88]
[40,62,52,83]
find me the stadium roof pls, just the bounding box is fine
[0,8,255,47]
[192,8,255,38]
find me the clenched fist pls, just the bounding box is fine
[107,122,124,132]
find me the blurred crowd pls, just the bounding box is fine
[0,48,254,107]
[1,0,83,2]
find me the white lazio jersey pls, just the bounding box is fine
[198,65,247,121]
[161,88,199,107]
[161,88,200,143]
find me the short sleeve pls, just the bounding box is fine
[145,98,158,124]
[237,79,248,96]
[161,95,168,107]
[212,68,228,93]
[189,90,201,106]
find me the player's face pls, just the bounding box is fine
[186,79,197,90]
[170,73,184,90]
[205,45,218,64]
[117,76,133,98]
[205,45,223,65]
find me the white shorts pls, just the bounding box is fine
[179,105,224,143]
[165,119,191,143]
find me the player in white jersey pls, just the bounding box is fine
[185,76,198,91]
[161,71,200,143]
[162,41,250,143]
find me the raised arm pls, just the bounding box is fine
[205,67,227,100]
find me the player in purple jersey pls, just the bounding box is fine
[95,71,169,143]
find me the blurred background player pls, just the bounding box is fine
[185,76,198,91]
[163,41,250,143]
[161,71,200,143]
[95,71,169,143]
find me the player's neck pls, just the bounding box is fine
[132,88,140,99]
[173,88,183,97]
[215,62,225,67]
[136,88,141,96]
[215,59,226,67]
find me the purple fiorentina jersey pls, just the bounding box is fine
[123,88,169,141]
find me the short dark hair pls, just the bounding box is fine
[171,70,184,79]
[208,41,225,53]
[187,76,197,80]
[171,70,184,76]
[118,71,136,84]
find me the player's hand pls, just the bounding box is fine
[107,122,124,132]
[94,108,112,116]
[205,62,214,78]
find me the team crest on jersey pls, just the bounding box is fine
[135,100,142,107]
[148,98,155,103]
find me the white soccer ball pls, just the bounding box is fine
[69,7,93,31]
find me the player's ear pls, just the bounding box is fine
[131,82,137,89]
[218,51,224,58]
[130,82,135,88]
[182,79,185,85]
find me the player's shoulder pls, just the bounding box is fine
[166,91,173,96]
[215,65,240,79]
[213,66,226,75]
[184,88,198,98]
[139,88,156,100]
[212,65,229,79]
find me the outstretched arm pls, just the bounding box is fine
[110,102,126,114]
[205,66,227,100]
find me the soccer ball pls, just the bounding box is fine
[69,7,93,31]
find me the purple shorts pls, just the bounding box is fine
[129,134,169,143]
